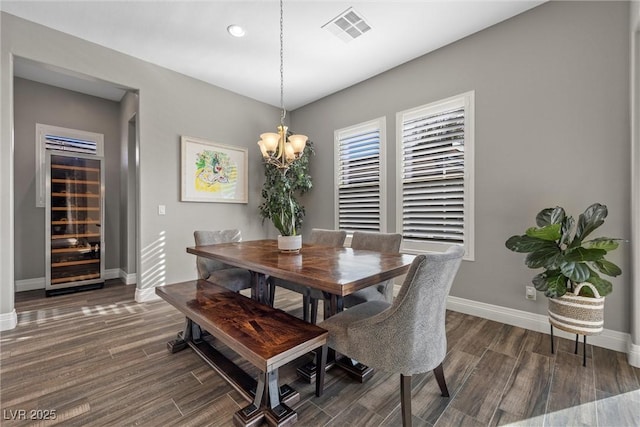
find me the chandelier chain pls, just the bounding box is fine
[279,0,286,126]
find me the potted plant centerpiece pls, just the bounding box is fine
[259,138,313,253]
[505,203,622,338]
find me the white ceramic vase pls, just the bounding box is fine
[277,235,302,253]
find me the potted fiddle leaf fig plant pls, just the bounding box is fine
[505,203,622,335]
[259,140,313,253]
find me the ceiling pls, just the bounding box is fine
[1,1,545,109]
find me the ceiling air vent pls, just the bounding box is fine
[323,7,371,43]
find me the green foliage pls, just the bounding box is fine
[506,203,622,298]
[258,140,314,236]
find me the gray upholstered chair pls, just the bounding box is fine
[343,231,402,307]
[319,246,464,427]
[269,229,346,323]
[194,229,251,292]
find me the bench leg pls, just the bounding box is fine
[235,370,297,427]
[167,317,204,353]
[264,370,297,427]
[234,374,266,427]
[316,344,327,397]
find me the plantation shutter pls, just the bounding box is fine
[400,104,466,245]
[337,128,382,233]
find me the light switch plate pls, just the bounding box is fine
[158,205,166,215]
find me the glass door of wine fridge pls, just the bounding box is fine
[45,151,105,295]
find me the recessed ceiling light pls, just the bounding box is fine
[227,25,246,38]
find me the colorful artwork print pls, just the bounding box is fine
[181,136,248,203]
[194,149,237,198]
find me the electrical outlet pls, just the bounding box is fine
[525,286,536,301]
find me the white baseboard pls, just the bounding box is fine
[15,277,45,292]
[135,286,160,303]
[0,309,18,331]
[119,270,137,285]
[628,340,640,368]
[446,295,630,354]
[103,268,120,280]
[15,269,130,292]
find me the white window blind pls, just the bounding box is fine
[335,118,386,234]
[397,92,474,259]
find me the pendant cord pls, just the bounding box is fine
[280,0,286,126]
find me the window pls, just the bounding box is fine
[36,124,103,207]
[396,91,474,259]
[335,118,386,234]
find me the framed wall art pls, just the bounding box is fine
[181,136,248,203]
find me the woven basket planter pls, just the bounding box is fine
[548,283,604,336]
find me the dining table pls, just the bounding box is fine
[186,238,415,382]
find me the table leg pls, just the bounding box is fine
[250,271,271,306]
[297,293,374,384]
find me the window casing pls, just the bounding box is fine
[396,92,474,260]
[334,118,386,235]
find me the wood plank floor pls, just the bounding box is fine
[1,279,639,426]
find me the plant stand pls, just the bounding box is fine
[550,324,589,367]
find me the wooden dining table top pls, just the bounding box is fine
[187,239,415,296]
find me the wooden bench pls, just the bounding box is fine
[156,279,328,427]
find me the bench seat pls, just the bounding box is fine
[156,279,328,426]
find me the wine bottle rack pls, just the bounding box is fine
[46,152,104,295]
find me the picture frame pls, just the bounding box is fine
[181,136,248,203]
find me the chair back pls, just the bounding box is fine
[194,229,243,280]
[347,245,464,375]
[350,231,402,301]
[350,231,401,253]
[309,229,347,247]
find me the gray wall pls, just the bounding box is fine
[291,1,631,333]
[1,11,278,315]
[13,77,121,279]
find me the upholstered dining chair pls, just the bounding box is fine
[194,229,252,292]
[319,246,464,427]
[269,229,346,323]
[343,231,402,308]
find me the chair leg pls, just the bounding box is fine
[433,363,449,397]
[400,374,412,427]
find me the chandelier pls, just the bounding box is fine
[257,0,307,170]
